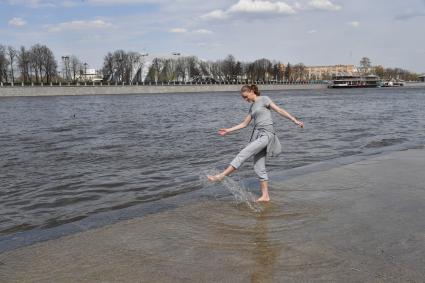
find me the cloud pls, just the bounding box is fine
[347,21,359,27]
[193,29,213,34]
[307,29,317,34]
[394,11,425,21]
[169,28,213,35]
[61,0,78,7]
[201,0,296,20]
[8,17,27,27]
[7,0,55,7]
[307,0,341,11]
[45,19,113,32]
[84,0,160,4]
[228,0,296,14]
[7,0,158,7]
[169,28,188,33]
[201,9,228,20]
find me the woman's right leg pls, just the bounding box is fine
[253,149,270,201]
[208,136,268,182]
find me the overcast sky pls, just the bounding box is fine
[1,0,424,72]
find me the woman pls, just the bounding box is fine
[208,85,304,202]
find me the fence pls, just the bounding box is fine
[0,80,327,88]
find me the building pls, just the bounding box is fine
[78,68,102,82]
[419,74,425,82]
[305,65,358,80]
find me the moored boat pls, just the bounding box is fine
[328,75,379,88]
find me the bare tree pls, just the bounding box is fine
[359,57,371,75]
[69,55,82,81]
[7,46,17,83]
[28,44,57,83]
[0,45,9,83]
[102,52,114,81]
[221,54,236,81]
[284,63,292,81]
[17,46,31,83]
[293,63,306,81]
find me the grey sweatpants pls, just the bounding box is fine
[230,134,269,181]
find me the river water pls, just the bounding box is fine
[1,87,425,236]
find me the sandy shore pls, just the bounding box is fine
[1,148,425,282]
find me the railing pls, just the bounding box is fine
[0,80,327,87]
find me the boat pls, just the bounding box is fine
[328,75,379,88]
[380,80,404,87]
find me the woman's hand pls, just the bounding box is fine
[294,119,304,128]
[218,128,230,136]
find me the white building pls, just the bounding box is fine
[78,68,102,82]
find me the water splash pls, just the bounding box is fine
[201,169,263,212]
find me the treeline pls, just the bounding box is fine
[373,66,419,81]
[102,52,309,84]
[359,57,419,81]
[1,43,422,84]
[0,44,57,84]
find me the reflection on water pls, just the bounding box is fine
[251,204,279,283]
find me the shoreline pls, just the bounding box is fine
[0,141,422,254]
[1,82,424,97]
[1,147,425,281]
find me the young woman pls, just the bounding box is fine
[208,85,304,202]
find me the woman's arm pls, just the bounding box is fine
[270,102,304,128]
[218,115,252,136]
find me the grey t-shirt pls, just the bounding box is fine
[248,96,274,128]
[248,95,282,157]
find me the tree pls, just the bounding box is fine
[221,54,236,81]
[7,46,17,83]
[17,46,31,83]
[293,63,306,81]
[0,45,9,83]
[284,62,292,81]
[70,55,82,82]
[359,57,371,74]
[235,61,242,81]
[373,65,384,78]
[102,52,114,81]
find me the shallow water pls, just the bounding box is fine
[1,87,425,236]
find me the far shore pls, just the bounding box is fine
[1,82,424,97]
[0,83,325,97]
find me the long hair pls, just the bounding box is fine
[240,84,260,96]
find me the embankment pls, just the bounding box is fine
[0,83,326,97]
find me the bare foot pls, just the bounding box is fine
[256,196,270,202]
[207,174,225,182]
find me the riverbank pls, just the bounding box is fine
[0,83,327,97]
[1,148,424,282]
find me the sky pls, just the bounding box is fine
[1,0,424,72]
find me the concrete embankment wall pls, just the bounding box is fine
[1,82,424,97]
[0,84,326,97]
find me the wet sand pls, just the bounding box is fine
[1,148,425,282]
